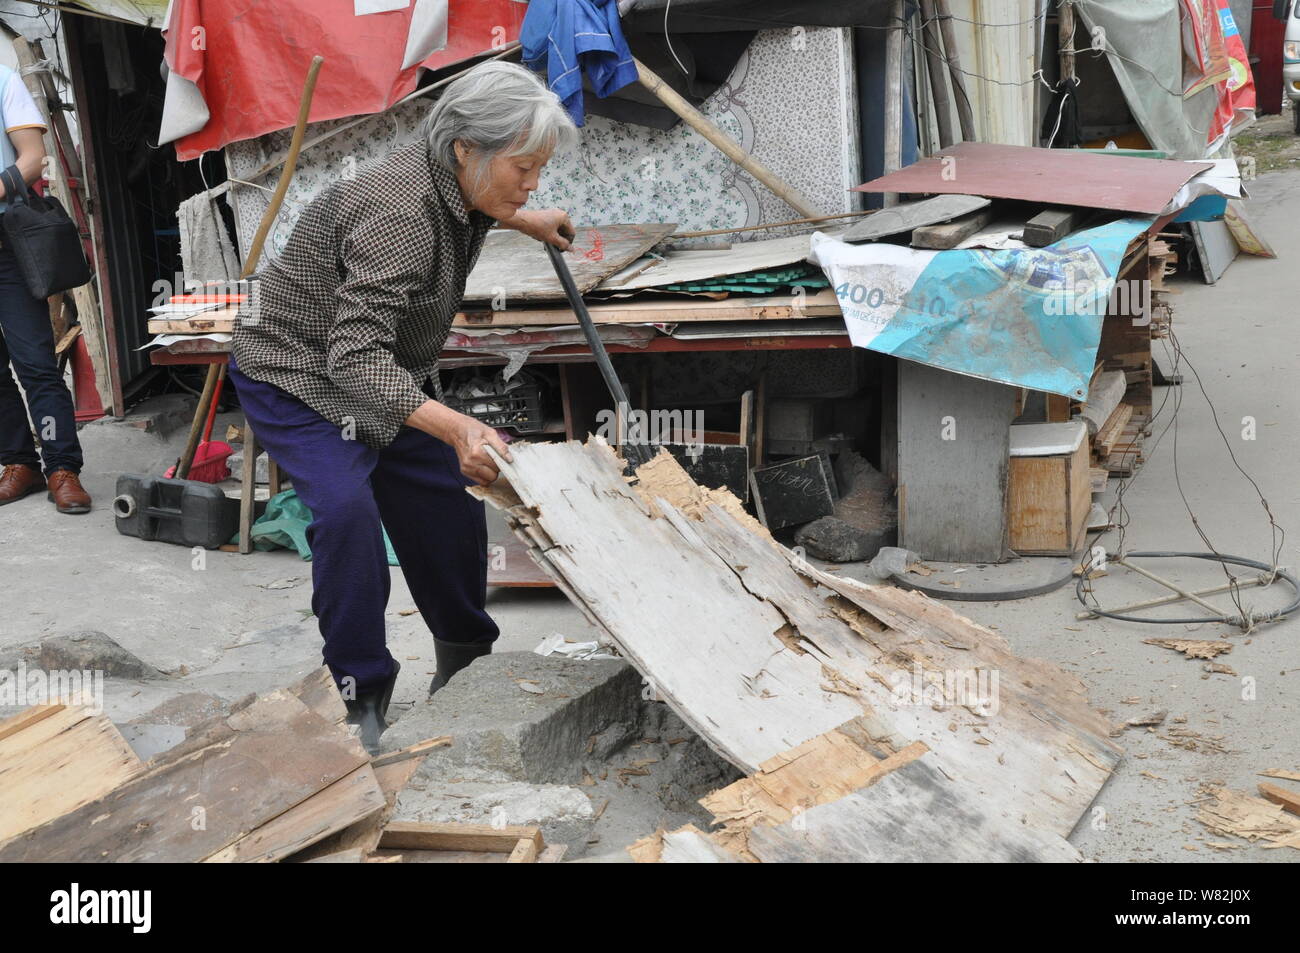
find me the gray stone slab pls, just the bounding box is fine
[380,652,642,784]
[39,630,166,680]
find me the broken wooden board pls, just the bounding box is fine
[0,678,372,863]
[0,705,144,845]
[1196,786,1300,850]
[462,223,677,302]
[637,719,1080,862]
[473,440,1121,848]
[839,194,991,243]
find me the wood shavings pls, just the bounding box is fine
[1143,637,1234,660]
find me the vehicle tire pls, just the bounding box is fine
[1295,103,1300,135]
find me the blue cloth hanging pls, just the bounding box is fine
[521,0,639,127]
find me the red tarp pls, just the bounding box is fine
[163,0,526,160]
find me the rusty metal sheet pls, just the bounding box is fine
[852,142,1213,215]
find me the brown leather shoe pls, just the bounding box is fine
[46,469,92,514]
[0,464,45,506]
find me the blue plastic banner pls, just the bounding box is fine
[809,217,1156,399]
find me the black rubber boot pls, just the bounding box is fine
[343,660,400,755]
[427,638,492,696]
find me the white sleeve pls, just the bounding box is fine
[2,72,47,134]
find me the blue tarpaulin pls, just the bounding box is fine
[809,217,1157,399]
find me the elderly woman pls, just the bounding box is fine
[229,62,577,750]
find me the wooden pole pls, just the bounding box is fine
[919,0,955,149]
[176,56,324,479]
[633,57,822,220]
[1059,0,1077,85]
[883,0,905,208]
[934,0,976,141]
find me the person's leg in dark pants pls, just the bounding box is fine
[0,325,41,469]
[372,426,499,690]
[0,245,82,476]
[228,365,397,695]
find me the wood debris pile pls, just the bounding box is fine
[0,669,557,863]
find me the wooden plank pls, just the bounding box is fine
[203,763,386,863]
[507,837,538,863]
[475,441,1121,845]
[0,706,145,844]
[0,703,65,742]
[379,821,545,854]
[1094,404,1134,457]
[463,223,676,302]
[1258,781,1300,817]
[0,689,368,863]
[1022,207,1085,247]
[910,208,996,249]
[840,194,990,243]
[454,289,843,328]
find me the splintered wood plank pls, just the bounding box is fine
[462,223,677,302]
[0,690,368,863]
[0,706,145,844]
[745,754,1082,862]
[476,441,1121,845]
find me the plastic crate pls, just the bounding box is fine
[444,382,545,433]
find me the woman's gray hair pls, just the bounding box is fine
[424,61,577,195]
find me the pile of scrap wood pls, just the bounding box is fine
[0,669,559,863]
[473,439,1124,862]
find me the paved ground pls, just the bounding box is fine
[1,169,1296,862]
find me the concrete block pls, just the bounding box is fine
[380,652,642,784]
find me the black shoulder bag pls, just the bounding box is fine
[0,164,91,299]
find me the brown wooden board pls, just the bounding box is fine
[0,706,144,844]
[852,142,1212,215]
[462,224,677,303]
[0,689,369,863]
